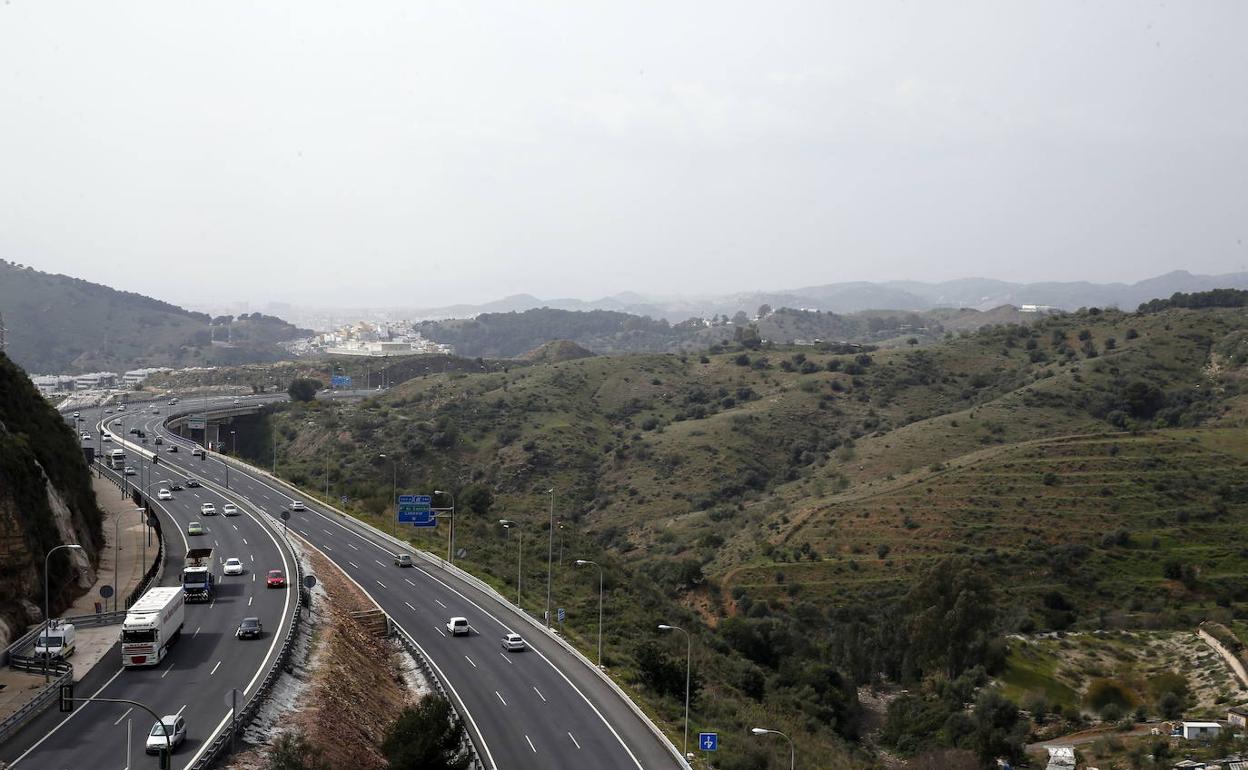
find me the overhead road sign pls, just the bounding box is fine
[397,494,435,527]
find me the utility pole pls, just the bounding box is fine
[545,488,554,628]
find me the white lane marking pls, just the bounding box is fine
[404,578,415,586]
[214,540,219,547]
[193,626,201,637]
[252,573,256,582]
[374,560,384,566]
[435,599,447,609]
[526,735,537,753]
[161,661,175,679]
[113,707,133,725]
[568,732,581,749]
[499,652,513,665]
[464,655,477,668]
[348,560,360,569]
[376,580,387,589]
[232,525,239,531]
[348,543,359,551]
[175,703,187,717]
[436,627,446,637]
[210,660,222,676]
[243,538,248,545]
[248,596,253,606]
[495,691,507,706]
[533,686,546,703]
[323,545,333,551]
[405,601,416,611]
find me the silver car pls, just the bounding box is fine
[144,715,186,754]
[501,633,526,652]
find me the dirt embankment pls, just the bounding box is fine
[229,546,410,770]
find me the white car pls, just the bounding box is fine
[72,411,80,418]
[144,715,186,754]
[157,489,173,501]
[191,447,204,457]
[168,398,178,405]
[222,503,239,516]
[446,617,470,636]
[200,502,216,515]
[151,407,160,414]
[102,435,112,443]
[289,501,306,511]
[501,633,526,652]
[112,418,121,425]
[223,558,244,576]
[116,404,126,412]
[124,466,136,476]
[80,432,91,440]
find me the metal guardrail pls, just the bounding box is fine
[0,665,72,745]
[392,624,486,770]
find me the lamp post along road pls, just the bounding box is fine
[435,490,456,564]
[751,727,795,770]
[44,544,83,681]
[575,559,604,667]
[545,488,554,627]
[659,623,692,758]
[500,520,523,606]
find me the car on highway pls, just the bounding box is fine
[266,569,286,588]
[169,482,184,491]
[200,502,216,515]
[129,427,141,435]
[185,478,201,488]
[157,489,173,501]
[235,617,263,640]
[166,445,178,453]
[222,503,239,516]
[154,436,162,445]
[117,404,126,411]
[289,500,306,511]
[191,446,204,457]
[446,617,470,636]
[151,407,160,414]
[144,714,186,754]
[394,553,413,567]
[233,398,240,405]
[223,557,244,576]
[187,521,204,536]
[102,435,112,443]
[80,432,91,440]
[72,411,80,418]
[501,633,526,652]
[124,466,136,476]
[104,408,112,414]
[168,398,178,405]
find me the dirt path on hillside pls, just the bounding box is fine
[1198,626,1248,689]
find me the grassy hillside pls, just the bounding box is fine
[241,304,1248,768]
[0,260,309,373]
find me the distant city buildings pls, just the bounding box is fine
[285,320,452,357]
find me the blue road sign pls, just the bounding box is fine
[330,375,353,388]
[398,494,435,527]
[557,607,566,622]
[699,733,718,751]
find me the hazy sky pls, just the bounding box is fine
[2,1,1246,308]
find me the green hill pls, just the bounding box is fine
[242,302,1248,768]
[0,260,309,373]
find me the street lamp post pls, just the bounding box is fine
[574,560,604,667]
[434,490,456,564]
[499,520,523,606]
[545,488,554,628]
[658,623,691,758]
[43,544,84,681]
[380,453,397,536]
[751,727,795,770]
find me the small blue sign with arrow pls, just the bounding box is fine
[699,732,718,751]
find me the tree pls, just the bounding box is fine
[287,378,322,402]
[381,696,471,770]
[756,304,773,318]
[266,730,328,770]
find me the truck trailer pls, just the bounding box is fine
[107,448,126,469]
[182,547,215,603]
[121,587,185,667]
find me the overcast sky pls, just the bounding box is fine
[2,1,1246,308]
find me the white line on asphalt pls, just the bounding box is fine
[210,661,222,676]
[495,691,507,706]
[248,596,253,606]
[161,661,175,679]
[214,539,219,547]
[323,545,332,551]
[405,601,416,611]
[348,543,359,550]
[252,573,256,582]
[348,560,359,569]
[6,667,124,763]
[499,652,513,665]
[376,580,387,589]
[464,655,476,668]
[404,578,415,586]
[193,626,201,637]
[374,560,384,566]
[113,707,132,725]
[232,524,238,531]
[533,686,546,703]
[243,538,248,545]
[568,732,581,749]
[435,599,447,609]
[526,735,537,753]
[323,529,332,535]
[436,627,446,637]
[175,703,187,717]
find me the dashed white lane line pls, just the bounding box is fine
[436,627,446,637]
[404,578,415,586]
[252,573,256,582]
[175,703,187,717]
[348,560,360,569]
[405,601,416,611]
[160,661,175,679]
[499,652,513,665]
[113,707,133,725]
[376,580,387,589]
[495,691,507,706]
[525,735,537,753]
[348,543,359,550]
[210,660,222,676]
[464,655,477,668]
[374,560,384,566]
[232,524,238,531]
[533,686,546,703]
[568,732,581,749]
[248,596,253,606]
[242,538,248,545]
[250,554,255,562]
[193,626,201,637]
[322,529,332,536]
[434,598,447,609]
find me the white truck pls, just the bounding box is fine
[34,622,76,659]
[182,548,215,603]
[107,448,126,469]
[121,587,185,667]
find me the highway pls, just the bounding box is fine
[148,394,681,769]
[1,400,297,769]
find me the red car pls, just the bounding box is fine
[266,569,286,588]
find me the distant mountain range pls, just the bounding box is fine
[403,270,1248,323]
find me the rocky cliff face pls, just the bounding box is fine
[0,353,104,647]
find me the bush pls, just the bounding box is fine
[266,730,329,770]
[381,697,471,770]
[287,378,322,402]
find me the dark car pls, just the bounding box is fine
[169,483,185,491]
[185,479,201,488]
[167,445,178,453]
[129,428,141,435]
[235,617,263,640]
[154,437,163,445]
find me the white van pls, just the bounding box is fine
[35,623,76,659]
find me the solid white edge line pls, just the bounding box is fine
[9,667,125,766]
